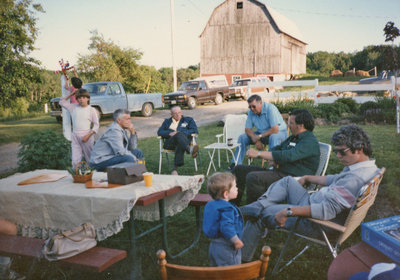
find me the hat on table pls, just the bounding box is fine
[349,263,400,280]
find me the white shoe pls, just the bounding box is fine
[171,170,178,176]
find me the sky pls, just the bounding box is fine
[30,0,400,71]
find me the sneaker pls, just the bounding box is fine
[225,163,235,171]
[171,169,178,176]
[191,144,199,158]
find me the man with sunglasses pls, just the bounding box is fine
[239,125,379,262]
[232,109,320,206]
[228,94,287,169]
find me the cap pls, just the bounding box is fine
[349,263,400,280]
[76,88,90,99]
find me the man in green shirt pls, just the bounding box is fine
[232,109,320,205]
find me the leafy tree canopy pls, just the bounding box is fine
[0,0,43,107]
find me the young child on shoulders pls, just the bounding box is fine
[60,88,99,168]
[65,67,82,104]
[202,172,244,266]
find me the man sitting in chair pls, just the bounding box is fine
[228,94,287,169]
[157,106,199,175]
[232,109,320,205]
[240,125,379,262]
[90,109,144,171]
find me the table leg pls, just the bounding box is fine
[128,209,143,280]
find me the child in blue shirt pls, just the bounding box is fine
[202,172,244,266]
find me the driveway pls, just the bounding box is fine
[0,100,249,174]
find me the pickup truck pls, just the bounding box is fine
[50,81,163,121]
[227,77,274,100]
[162,75,229,109]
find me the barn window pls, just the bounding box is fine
[237,2,243,9]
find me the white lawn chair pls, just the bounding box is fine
[158,134,199,174]
[204,114,247,176]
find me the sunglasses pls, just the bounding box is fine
[248,105,257,109]
[333,147,350,156]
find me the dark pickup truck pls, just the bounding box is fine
[162,75,229,109]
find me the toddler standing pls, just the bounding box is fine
[60,88,99,168]
[202,172,244,266]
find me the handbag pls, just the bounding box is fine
[42,223,97,261]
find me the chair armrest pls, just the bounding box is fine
[215,134,223,143]
[307,218,346,233]
[191,133,198,137]
[157,136,162,139]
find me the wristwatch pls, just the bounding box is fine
[258,134,262,139]
[286,208,293,217]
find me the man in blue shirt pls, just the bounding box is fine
[157,106,199,175]
[229,94,287,169]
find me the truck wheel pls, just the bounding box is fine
[94,107,101,121]
[188,97,196,109]
[215,93,223,105]
[242,94,248,101]
[141,103,153,117]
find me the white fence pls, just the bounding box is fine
[247,77,400,133]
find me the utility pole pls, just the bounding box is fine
[170,0,177,92]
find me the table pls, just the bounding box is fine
[0,169,204,279]
[327,241,397,280]
[204,142,241,175]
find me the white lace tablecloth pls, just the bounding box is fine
[0,170,204,241]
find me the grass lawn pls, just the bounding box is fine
[10,122,400,279]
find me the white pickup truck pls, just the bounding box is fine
[50,81,163,121]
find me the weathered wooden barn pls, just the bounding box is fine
[200,0,307,84]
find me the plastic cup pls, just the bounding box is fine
[143,172,153,187]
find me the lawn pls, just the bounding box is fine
[10,122,400,279]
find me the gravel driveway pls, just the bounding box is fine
[0,100,249,174]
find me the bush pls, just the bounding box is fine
[272,99,319,116]
[334,98,359,114]
[359,98,396,123]
[18,130,71,172]
[316,102,350,122]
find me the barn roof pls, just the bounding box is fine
[200,0,306,44]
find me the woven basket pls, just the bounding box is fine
[72,173,93,183]
[72,161,93,183]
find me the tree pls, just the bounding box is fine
[383,21,399,71]
[0,0,43,112]
[77,31,145,93]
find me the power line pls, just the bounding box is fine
[270,5,397,20]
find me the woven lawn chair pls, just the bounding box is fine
[157,245,271,280]
[272,167,386,274]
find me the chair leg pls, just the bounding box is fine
[194,157,198,172]
[159,152,162,174]
[272,218,308,275]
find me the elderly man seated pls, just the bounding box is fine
[240,125,379,262]
[90,109,144,171]
[157,106,198,175]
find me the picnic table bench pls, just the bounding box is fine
[0,187,184,275]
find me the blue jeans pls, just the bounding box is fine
[232,130,288,165]
[90,149,144,172]
[209,238,241,266]
[241,176,316,261]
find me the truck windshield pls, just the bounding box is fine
[231,80,249,87]
[83,83,108,94]
[178,82,198,91]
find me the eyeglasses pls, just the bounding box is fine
[248,105,257,109]
[333,147,350,156]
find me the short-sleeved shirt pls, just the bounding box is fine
[245,102,286,134]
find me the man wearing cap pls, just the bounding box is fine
[240,125,379,262]
[60,88,99,168]
[90,109,144,172]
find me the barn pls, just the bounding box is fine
[200,0,307,84]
